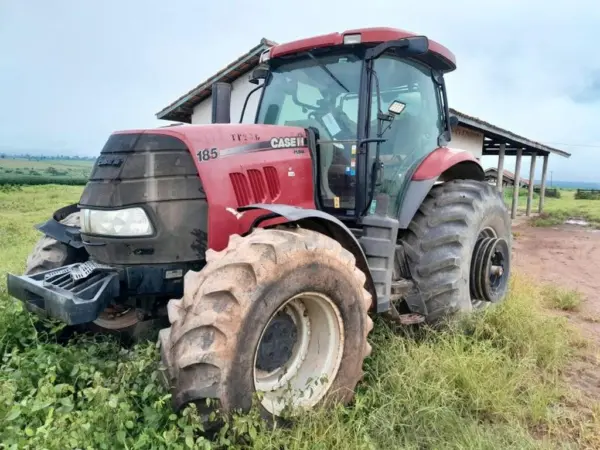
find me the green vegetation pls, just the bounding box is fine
[0,158,93,186]
[542,285,583,311]
[575,190,600,200]
[538,190,600,228]
[0,186,598,449]
[501,187,600,228]
[503,186,540,201]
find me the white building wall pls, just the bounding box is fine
[191,72,261,125]
[448,125,484,160]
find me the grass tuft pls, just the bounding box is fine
[542,285,583,311]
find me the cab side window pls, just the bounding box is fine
[369,56,445,215]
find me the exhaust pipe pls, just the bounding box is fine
[211,82,232,124]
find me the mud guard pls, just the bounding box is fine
[35,203,85,249]
[237,204,377,310]
[398,148,485,229]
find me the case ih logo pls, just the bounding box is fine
[270,137,306,149]
[97,155,124,167]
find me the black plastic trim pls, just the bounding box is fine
[7,266,118,325]
[397,179,438,229]
[36,219,84,249]
[358,195,399,313]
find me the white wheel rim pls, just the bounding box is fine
[253,292,345,416]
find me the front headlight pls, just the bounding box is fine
[80,207,154,237]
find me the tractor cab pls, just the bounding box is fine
[246,31,456,219]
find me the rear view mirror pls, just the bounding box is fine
[448,114,459,130]
[250,66,270,85]
[366,36,429,60]
[401,36,429,55]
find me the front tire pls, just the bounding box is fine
[402,179,511,323]
[159,227,373,421]
[24,211,140,334]
[25,212,86,275]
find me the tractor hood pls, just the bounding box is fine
[80,123,316,256]
[110,123,309,158]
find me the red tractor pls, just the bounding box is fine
[7,27,511,422]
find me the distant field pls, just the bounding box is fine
[502,186,600,228]
[0,158,94,185]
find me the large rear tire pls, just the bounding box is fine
[402,179,511,323]
[24,212,140,334]
[159,227,373,422]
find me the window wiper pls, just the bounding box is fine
[307,52,349,93]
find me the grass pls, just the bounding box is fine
[541,190,600,228]
[0,158,93,185]
[502,187,600,229]
[0,186,598,449]
[542,285,583,312]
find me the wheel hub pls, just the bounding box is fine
[470,234,510,303]
[253,292,344,416]
[93,305,140,330]
[255,310,298,373]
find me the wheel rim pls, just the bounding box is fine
[470,227,510,305]
[253,292,345,416]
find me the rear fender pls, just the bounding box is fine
[237,204,376,307]
[36,203,85,249]
[398,148,485,228]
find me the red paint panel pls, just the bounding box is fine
[263,166,281,200]
[230,172,252,206]
[269,27,455,69]
[247,169,268,203]
[270,32,342,58]
[346,27,456,67]
[144,124,315,252]
[412,147,480,181]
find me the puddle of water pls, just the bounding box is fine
[565,218,590,226]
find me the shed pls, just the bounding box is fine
[485,168,529,188]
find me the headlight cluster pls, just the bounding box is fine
[80,207,153,237]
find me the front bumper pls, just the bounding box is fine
[7,262,119,325]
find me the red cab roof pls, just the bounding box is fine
[269,27,456,72]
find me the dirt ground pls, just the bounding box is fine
[512,222,600,403]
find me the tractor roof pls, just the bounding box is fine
[268,27,456,72]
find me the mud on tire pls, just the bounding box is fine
[403,179,511,323]
[159,227,373,422]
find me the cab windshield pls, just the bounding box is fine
[256,49,444,216]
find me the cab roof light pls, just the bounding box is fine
[343,34,362,45]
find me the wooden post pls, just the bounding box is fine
[497,143,505,193]
[511,149,523,219]
[526,154,537,216]
[538,153,549,214]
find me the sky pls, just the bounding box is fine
[1,0,599,182]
